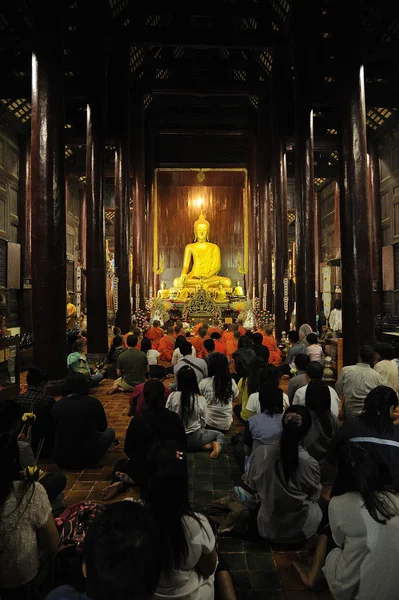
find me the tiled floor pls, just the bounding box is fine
[34,375,332,600]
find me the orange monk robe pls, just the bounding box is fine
[208,327,223,337]
[222,330,234,345]
[145,326,164,350]
[225,337,238,360]
[123,331,134,348]
[191,336,206,359]
[269,348,283,366]
[158,335,176,362]
[238,327,246,337]
[214,340,227,355]
[193,323,204,335]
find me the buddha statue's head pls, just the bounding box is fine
[161,280,167,289]
[194,211,210,242]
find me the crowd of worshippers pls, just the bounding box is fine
[2,317,399,600]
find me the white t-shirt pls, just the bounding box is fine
[172,347,197,366]
[199,376,239,431]
[147,349,160,366]
[292,383,340,417]
[246,391,290,415]
[0,481,51,588]
[154,513,216,600]
[166,392,207,435]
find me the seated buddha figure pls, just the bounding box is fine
[173,211,232,290]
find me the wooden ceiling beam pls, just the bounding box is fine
[128,1,263,18]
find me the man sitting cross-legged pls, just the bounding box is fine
[107,335,148,395]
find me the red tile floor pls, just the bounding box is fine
[31,373,332,600]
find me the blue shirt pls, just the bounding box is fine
[46,585,88,600]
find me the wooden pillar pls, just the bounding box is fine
[293,0,316,331]
[131,94,146,312]
[31,0,66,378]
[272,46,289,338]
[85,4,108,356]
[337,0,374,364]
[78,189,87,308]
[19,137,33,333]
[314,192,321,310]
[368,142,383,318]
[113,43,131,333]
[145,119,155,301]
[248,131,259,299]
[258,95,273,310]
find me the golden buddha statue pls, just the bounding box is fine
[233,280,245,297]
[157,281,170,299]
[214,282,228,303]
[173,211,232,290]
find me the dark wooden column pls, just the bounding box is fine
[258,95,273,310]
[368,142,383,318]
[85,10,108,356]
[248,130,259,299]
[31,0,66,378]
[145,120,155,300]
[272,46,289,338]
[293,0,316,330]
[337,1,374,364]
[78,189,87,307]
[131,94,146,311]
[113,43,131,332]
[19,138,33,333]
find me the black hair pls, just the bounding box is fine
[208,353,233,405]
[259,363,280,388]
[306,332,318,346]
[360,386,398,435]
[294,353,310,371]
[113,326,121,336]
[84,501,162,600]
[359,344,375,365]
[395,342,399,360]
[72,338,86,353]
[153,320,160,327]
[26,367,48,388]
[288,330,299,343]
[0,399,23,434]
[149,365,167,380]
[175,335,187,351]
[108,335,124,360]
[176,366,200,426]
[179,340,193,357]
[341,443,399,525]
[140,337,152,353]
[204,339,215,353]
[143,379,165,411]
[126,335,138,348]
[210,332,221,340]
[305,379,334,438]
[252,332,264,346]
[306,361,324,380]
[63,373,90,396]
[258,383,283,416]
[280,405,312,481]
[375,342,394,361]
[198,328,207,338]
[245,330,254,342]
[334,299,342,310]
[238,336,251,349]
[245,357,267,396]
[143,442,205,575]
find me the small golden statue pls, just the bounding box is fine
[213,282,228,303]
[233,280,245,297]
[157,281,170,299]
[173,211,232,291]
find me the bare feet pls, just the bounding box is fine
[293,562,319,589]
[202,443,213,451]
[106,386,117,395]
[101,481,124,501]
[210,442,222,459]
[115,471,134,486]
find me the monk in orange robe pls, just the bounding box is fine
[191,328,207,359]
[123,320,137,347]
[209,331,227,355]
[208,319,223,337]
[255,324,282,366]
[145,320,164,350]
[193,320,209,335]
[225,330,240,360]
[237,319,247,337]
[158,326,176,362]
[222,324,238,345]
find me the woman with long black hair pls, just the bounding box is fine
[303,379,339,464]
[199,353,239,432]
[167,365,225,458]
[294,443,399,598]
[234,357,266,423]
[246,405,323,544]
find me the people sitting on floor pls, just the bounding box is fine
[232,336,256,382]
[335,345,383,418]
[52,374,116,469]
[328,385,399,496]
[305,332,324,364]
[285,330,307,365]
[234,357,267,423]
[129,365,171,417]
[145,320,164,350]
[199,353,239,432]
[243,383,284,471]
[46,502,162,600]
[142,442,220,600]
[256,324,282,366]
[246,405,323,544]
[292,361,340,417]
[107,334,148,395]
[294,443,399,599]
[374,342,399,392]
[67,338,104,387]
[166,365,224,458]
[288,353,310,403]
[173,339,208,385]
[141,336,160,366]
[158,326,176,362]
[102,335,125,379]
[17,367,55,457]
[172,335,197,365]
[102,379,186,501]
[246,364,290,415]
[0,416,59,600]
[191,327,208,359]
[252,332,270,363]
[210,331,227,355]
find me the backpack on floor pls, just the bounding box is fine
[53,501,105,591]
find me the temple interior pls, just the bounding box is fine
[1,1,399,599]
